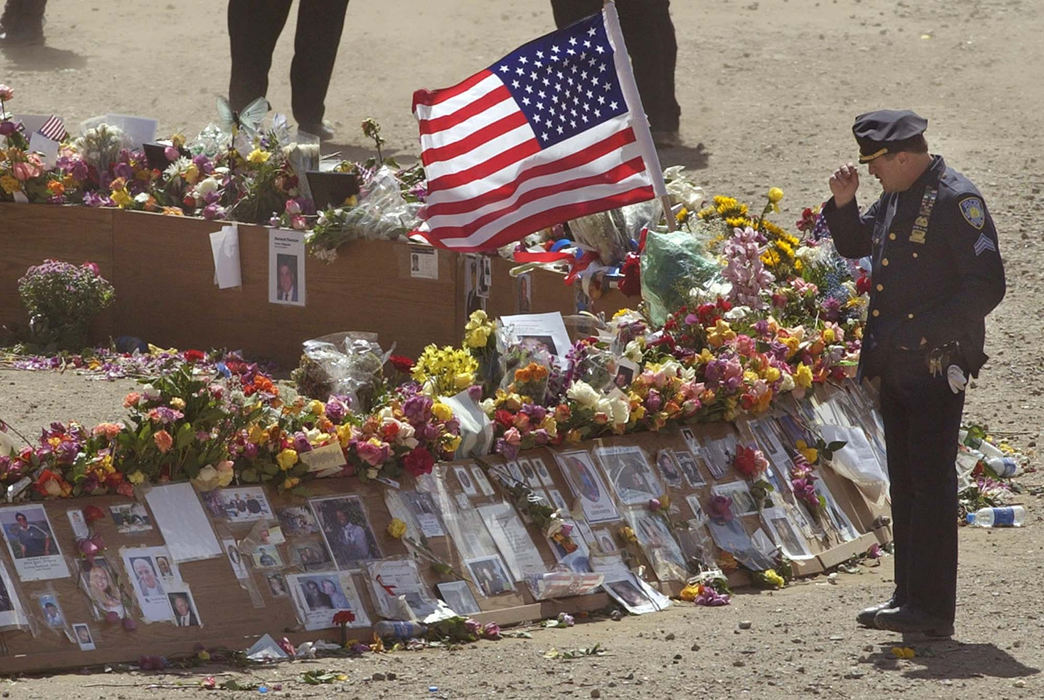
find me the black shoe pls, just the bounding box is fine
[0,27,44,46]
[298,121,335,141]
[874,606,954,638]
[651,129,682,148]
[856,599,898,629]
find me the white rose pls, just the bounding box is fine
[566,381,600,408]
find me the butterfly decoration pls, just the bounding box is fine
[216,95,270,139]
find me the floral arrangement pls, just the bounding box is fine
[16,259,115,350]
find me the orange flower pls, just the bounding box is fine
[153,429,173,453]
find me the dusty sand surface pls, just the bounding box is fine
[3,0,1044,696]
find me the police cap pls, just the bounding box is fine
[852,109,928,163]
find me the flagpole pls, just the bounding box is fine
[602,0,676,232]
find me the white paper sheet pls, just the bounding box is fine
[210,224,242,289]
[144,483,222,562]
[477,502,547,581]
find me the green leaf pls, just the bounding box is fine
[175,422,195,450]
[826,441,847,452]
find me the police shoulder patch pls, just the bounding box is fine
[959,196,986,230]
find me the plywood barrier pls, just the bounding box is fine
[0,383,890,674]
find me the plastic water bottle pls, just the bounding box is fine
[960,430,1005,459]
[373,620,427,639]
[966,505,1025,527]
[986,456,1020,478]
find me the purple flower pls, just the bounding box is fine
[402,395,433,425]
[325,395,349,423]
[495,437,519,461]
[695,586,730,606]
[292,432,312,453]
[525,404,547,423]
[482,622,501,640]
[645,389,662,412]
[821,297,841,322]
[464,618,482,636]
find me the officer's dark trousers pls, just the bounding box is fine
[227,0,350,128]
[878,353,964,623]
[550,0,680,133]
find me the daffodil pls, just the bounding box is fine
[246,148,271,164]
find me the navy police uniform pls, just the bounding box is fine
[824,110,1006,627]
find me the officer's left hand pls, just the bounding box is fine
[946,364,967,394]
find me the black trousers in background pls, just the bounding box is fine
[550,0,680,133]
[0,0,46,32]
[227,0,349,128]
[878,354,965,623]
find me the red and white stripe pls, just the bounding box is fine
[413,71,654,252]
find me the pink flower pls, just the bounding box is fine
[482,622,501,640]
[12,160,42,181]
[0,84,13,101]
[355,439,390,467]
[503,427,522,446]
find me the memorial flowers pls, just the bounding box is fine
[16,259,115,351]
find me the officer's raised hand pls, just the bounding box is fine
[829,162,860,207]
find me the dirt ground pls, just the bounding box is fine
[3,0,1044,696]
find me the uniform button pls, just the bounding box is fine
[881,258,889,266]
[876,283,884,292]
[888,233,896,240]
[907,313,914,319]
[912,252,918,258]
[872,309,880,317]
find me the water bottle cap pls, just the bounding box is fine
[965,513,975,524]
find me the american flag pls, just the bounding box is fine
[37,114,67,142]
[412,5,664,252]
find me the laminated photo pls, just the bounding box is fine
[601,574,671,615]
[366,559,451,622]
[266,573,289,597]
[700,433,738,480]
[0,505,70,582]
[624,509,689,581]
[250,545,283,569]
[675,449,706,487]
[477,502,547,581]
[222,539,250,579]
[711,481,759,517]
[0,563,27,629]
[470,466,495,496]
[402,490,446,538]
[554,449,620,524]
[168,589,201,627]
[436,580,481,615]
[762,507,813,559]
[78,558,125,619]
[278,506,321,536]
[453,465,479,497]
[38,593,66,629]
[532,457,554,487]
[287,572,370,631]
[200,486,273,522]
[654,449,684,489]
[595,445,661,506]
[291,537,334,571]
[122,547,176,622]
[546,518,591,573]
[109,503,153,533]
[517,458,539,487]
[72,623,95,651]
[465,555,514,597]
[310,495,382,570]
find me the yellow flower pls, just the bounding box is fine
[387,518,408,539]
[618,526,638,545]
[795,440,819,464]
[679,583,701,602]
[308,399,325,416]
[247,148,271,164]
[763,366,781,383]
[283,476,300,490]
[432,402,453,422]
[793,362,813,389]
[127,470,146,485]
[891,646,916,659]
[276,448,299,471]
[768,189,785,214]
[444,434,462,452]
[110,187,133,208]
[0,175,21,194]
[183,163,200,185]
[762,569,785,588]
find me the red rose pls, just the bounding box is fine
[402,446,435,477]
[389,355,414,373]
[183,349,206,363]
[618,252,642,297]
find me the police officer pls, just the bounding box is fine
[824,109,1005,637]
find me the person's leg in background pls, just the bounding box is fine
[0,0,47,45]
[228,0,293,113]
[551,0,681,146]
[616,0,680,142]
[291,0,350,139]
